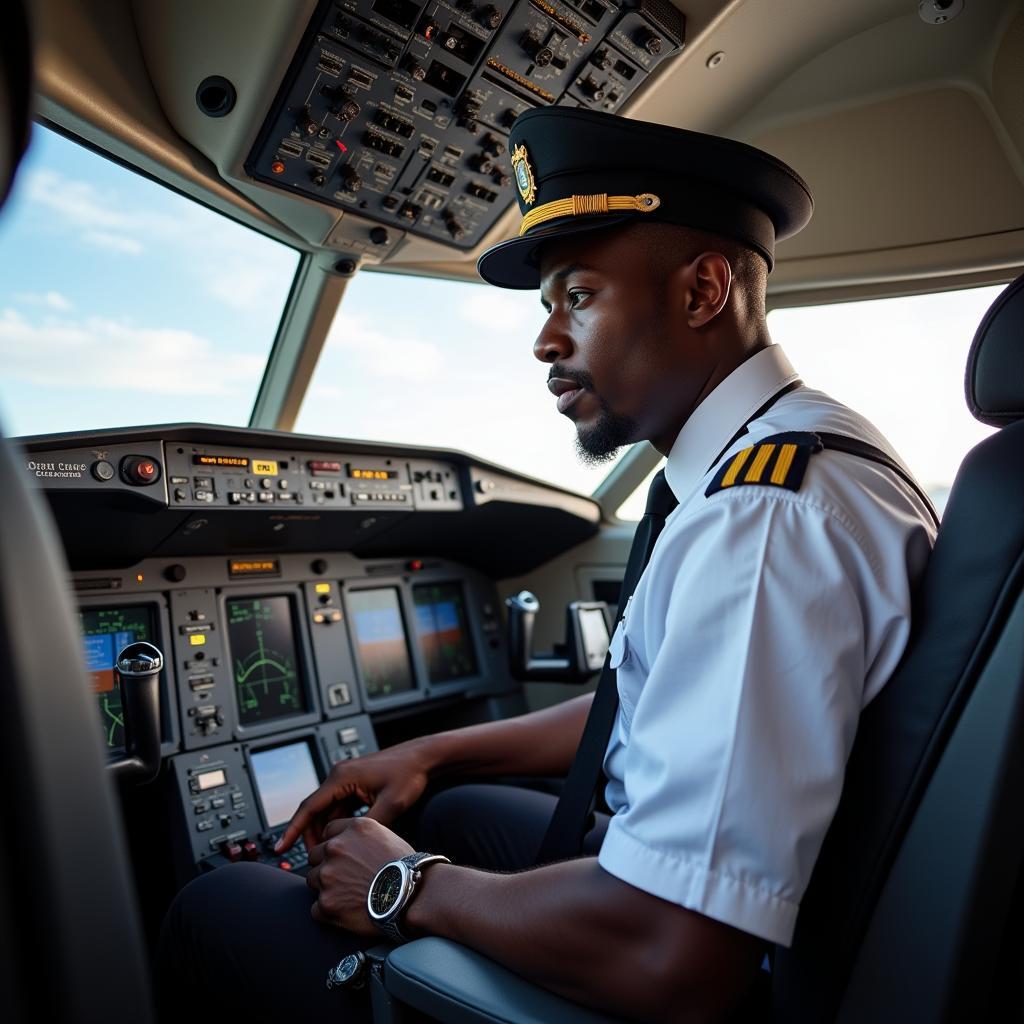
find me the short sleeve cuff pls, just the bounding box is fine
[597,818,799,946]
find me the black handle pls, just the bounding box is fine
[505,591,611,683]
[109,641,163,785]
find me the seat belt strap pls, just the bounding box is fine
[816,432,940,530]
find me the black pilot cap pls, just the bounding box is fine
[476,106,813,290]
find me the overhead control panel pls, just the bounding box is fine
[246,0,684,249]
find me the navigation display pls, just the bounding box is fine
[413,582,478,683]
[347,588,415,699]
[79,605,157,751]
[250,741,320,829]
[226,596,308,726]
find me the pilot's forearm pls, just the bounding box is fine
[403,858,762,1023]
[420,692,593,778]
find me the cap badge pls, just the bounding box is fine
[511,144,537,206]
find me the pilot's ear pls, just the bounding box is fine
[678,252,732,328]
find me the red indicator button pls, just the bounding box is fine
[335,140,348,153]
[406,559,424,572]
[279,860,292,870]
[121,455,162,486]
[271,160,286,174]
[308,460,342,475]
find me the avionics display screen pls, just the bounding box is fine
[249,741,320,829]
[347,588,415,698]
[413,582,478,683]
[226,596,308,726]
[79,605,157,751]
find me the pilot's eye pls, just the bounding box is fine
[567,289,590,309]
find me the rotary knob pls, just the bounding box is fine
[339,166,363,193]
[636,28,662,55]
[477,4,502,30]
[336,97,360,122]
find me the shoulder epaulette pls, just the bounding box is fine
[705,431,823,498]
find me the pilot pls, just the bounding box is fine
[158,108,936,1022]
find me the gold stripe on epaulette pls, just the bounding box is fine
[721,446,754,487]
[519,192,661,236]
[744,443,776,483]
[770,443,798,485]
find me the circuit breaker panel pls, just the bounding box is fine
[245,0,684,249]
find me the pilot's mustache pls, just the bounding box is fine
[548,364,595,392]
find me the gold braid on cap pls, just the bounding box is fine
[518,193,661,236]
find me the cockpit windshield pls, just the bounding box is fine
[0,125,300,435]
[294,270,628,495]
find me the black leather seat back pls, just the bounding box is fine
[773,274,1024,1022]
[0,4,154,1021]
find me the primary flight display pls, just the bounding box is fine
[226,596,308,725]
[79,604,157,751]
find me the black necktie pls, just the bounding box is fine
[535,469,678,863]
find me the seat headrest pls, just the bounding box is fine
[966,272,1024,427]
[0,0,32,209]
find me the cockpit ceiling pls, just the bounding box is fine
[29,0,1024,295]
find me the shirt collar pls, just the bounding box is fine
[664,345,799,503]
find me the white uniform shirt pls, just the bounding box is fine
[597,344,935,946]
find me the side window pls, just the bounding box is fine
[0,126,300,436]
[615,285,1002,520]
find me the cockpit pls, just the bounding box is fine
[4,1,1024,1021]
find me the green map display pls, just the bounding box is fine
[227,596,307,725]
[79,606,156,750]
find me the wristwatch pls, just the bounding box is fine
[367,851,451,943]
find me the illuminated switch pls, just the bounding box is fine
[327,683,351,707]
[339,727,360,745]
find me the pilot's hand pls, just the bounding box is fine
[276,739,434,854]
[306,816,414,933]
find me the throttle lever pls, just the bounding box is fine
[505,590,611,683]
[109,641,163,785]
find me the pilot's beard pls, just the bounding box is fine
[575,398,638,465]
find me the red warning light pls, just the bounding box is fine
[335,140,348,153]
[271,160,286,174]
[406,559,424,572]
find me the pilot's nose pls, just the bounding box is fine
[533,317,572,363]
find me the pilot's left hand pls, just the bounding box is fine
[306,816,414,933]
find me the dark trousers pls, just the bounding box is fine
[156,784,609,1022]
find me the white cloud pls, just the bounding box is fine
[322,311,442,379]
[81,230,144,254]
[457,287,544,337]
[0,308,264,396]
[20,168,298,310]
[14,290,72,311]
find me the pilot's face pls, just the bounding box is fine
[535,224,716,462]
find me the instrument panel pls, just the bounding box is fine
[75,551,511,876]
[75,551,509,755]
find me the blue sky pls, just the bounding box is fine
[0,125,299,435]
[0,124,1003,505]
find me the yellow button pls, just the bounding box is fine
[189,633,206,646]
[315,582,331,594]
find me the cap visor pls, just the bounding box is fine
[476,213,635,289]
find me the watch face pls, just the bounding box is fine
[335,954,361,983]
[370,864,404,917]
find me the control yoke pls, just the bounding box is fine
[109,641,163,785]
[505,591,612,683]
